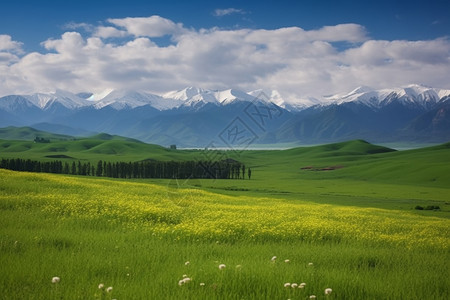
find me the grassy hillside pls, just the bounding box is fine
[0,137,186,162]
[0,126,73,141]
[0,169,448,299]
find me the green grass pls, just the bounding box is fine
[1,137,450,299]
[0,167,449,299]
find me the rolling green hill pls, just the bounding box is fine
[0,126,74,141]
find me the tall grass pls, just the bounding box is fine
[0,169,449,299]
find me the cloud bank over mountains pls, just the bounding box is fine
[0,15,449,102]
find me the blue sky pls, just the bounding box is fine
[0,0,449,100]
[3,0,449,50]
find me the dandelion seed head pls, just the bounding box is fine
[51,277,60,283]
[325,288,332,295]
[219,264,226,270]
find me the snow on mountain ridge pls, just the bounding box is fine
[326,84,450,109]
[163,87,207,101]
[94,89,183,110]
[24,90,91,109]
[2,84,450,113]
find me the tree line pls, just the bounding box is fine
[0,158,252,180]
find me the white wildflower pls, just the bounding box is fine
[182,274,188,278]
[200,282,205,286]
[284,259,290,263]
[219,264,226,270]
[299,283,306,288]
[179,277,191,286]
[308,262,314,266]
[325,288,333,295]
[106,286,113,293]
[51,277,60,283]
[291,283,298,288]
[271,256,277,261]
[98,283,104,289]
[185,261,190,266]
[310,295,316,299]
[284,283,291,288]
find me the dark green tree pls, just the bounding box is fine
[96,160,103,176]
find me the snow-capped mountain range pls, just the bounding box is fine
[1,84,449,146]
[1,84,449,112]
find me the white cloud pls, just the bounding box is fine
[0,34,23,53]
[107,15,186,37]
[94,26,128,38]
[213,8,245,17]
[0,16,449,101]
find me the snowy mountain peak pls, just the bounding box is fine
[23,90,90,110]
[347,86,374,96]
[163,87,206,101]
[214,88,255,105]
[88,89,114,101]
[93,89,183,110]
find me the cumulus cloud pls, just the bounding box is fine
[0,16,449,101]
[0,34,23,53]
[213,8,245,17]
[0,35,23,67]
[107,15,186,37]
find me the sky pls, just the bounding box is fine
[0,0,449,101]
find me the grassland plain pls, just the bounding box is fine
[1,137,450,299]
[1,166,449,299]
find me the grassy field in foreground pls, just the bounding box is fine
[1,169,449,299]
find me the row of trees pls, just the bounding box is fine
[0,158,252,180]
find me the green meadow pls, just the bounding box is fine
[0,132,449,299]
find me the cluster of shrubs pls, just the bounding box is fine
[414,205,441,210]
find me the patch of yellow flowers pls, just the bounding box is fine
[1,169,449,249]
